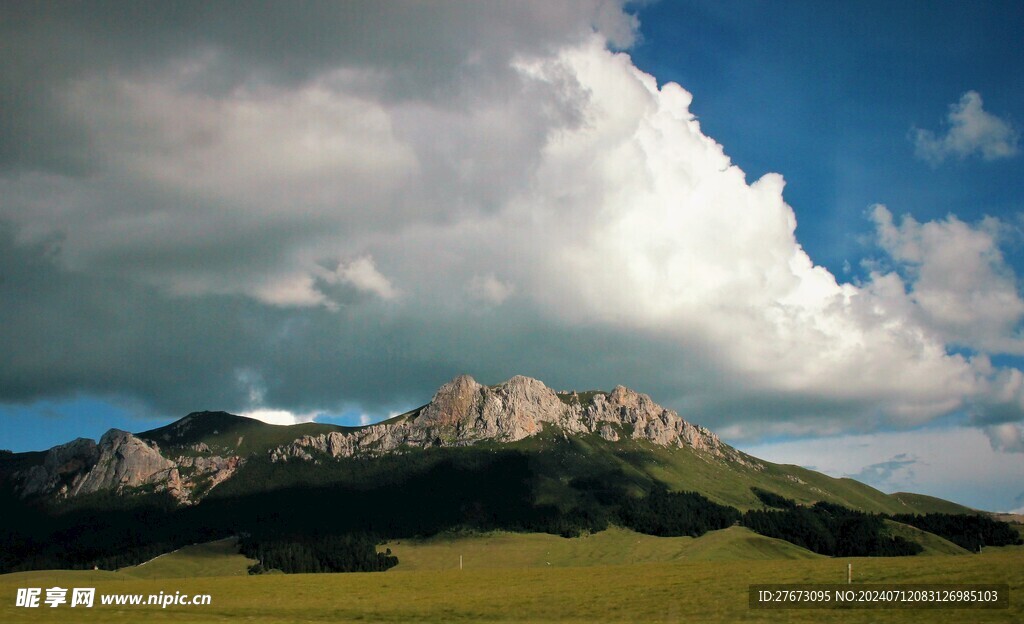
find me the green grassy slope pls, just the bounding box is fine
[120,538,256,579]
[383,525,820,571]
[882,520,971,556]
[525,433,970,515]
[138,412,345,457]
[2,548,1020,623]
[679,526,822,561]
[891,492,977,514]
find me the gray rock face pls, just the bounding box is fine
[70,429,178,496]
[19,438,100,497]
[172,454,246,497]
[271,374,745,463]
[16,429,245,504]
[570,385,730,455]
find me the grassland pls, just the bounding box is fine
[2,529,1020,623]
[882,520,971,556]
[120,538,256,579]
[384,526,820,571]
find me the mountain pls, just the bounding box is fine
[6,374,1009,574]
[0,374,972,514]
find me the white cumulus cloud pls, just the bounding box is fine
[331,256,399,301]
[913,91,1019,165]
[985,422,1024,453]
[870,205,1024,354]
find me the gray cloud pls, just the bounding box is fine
[983,423,1024,453]
[2,2,1024,451]
[845,453,919,491]
[0,1,631,174]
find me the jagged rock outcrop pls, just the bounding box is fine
[567,385,729,455]
[69,429,178,496]
[171,454,245,497]
[15,429,245,504]
[18,438,100,497]
[271,374,748,464]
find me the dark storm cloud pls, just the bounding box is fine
[0,0,630,174]
[0,224,257,411]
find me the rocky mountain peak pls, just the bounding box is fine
[607,384,654,411]
[498,375,563,409]
[18,438,100,497]
[70,429,176,497]
[15,427,245,505]
[272,374,742,465]
[417,374,484,428]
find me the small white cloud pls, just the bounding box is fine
[912,91,1019,165]
[985,422,1024,453]
[253,272,329,308]
[468,273,515,305]
[332,255,399,300]
[240,408,319,426]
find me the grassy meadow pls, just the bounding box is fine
[119,538,256,579]
[2,528,1021,623]
[384,525,821,570]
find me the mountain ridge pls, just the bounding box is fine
[1,373,976,516]
[268,374,749,465]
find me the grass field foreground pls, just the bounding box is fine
[1,542,1020,623]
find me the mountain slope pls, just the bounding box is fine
[2,374,977,515]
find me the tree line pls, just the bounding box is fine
[889,512,1022,552]
[240,533,398,574]
[743,489,1021,556]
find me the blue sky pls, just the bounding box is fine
[630,0,1024,279]
[1,1,1023,512]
